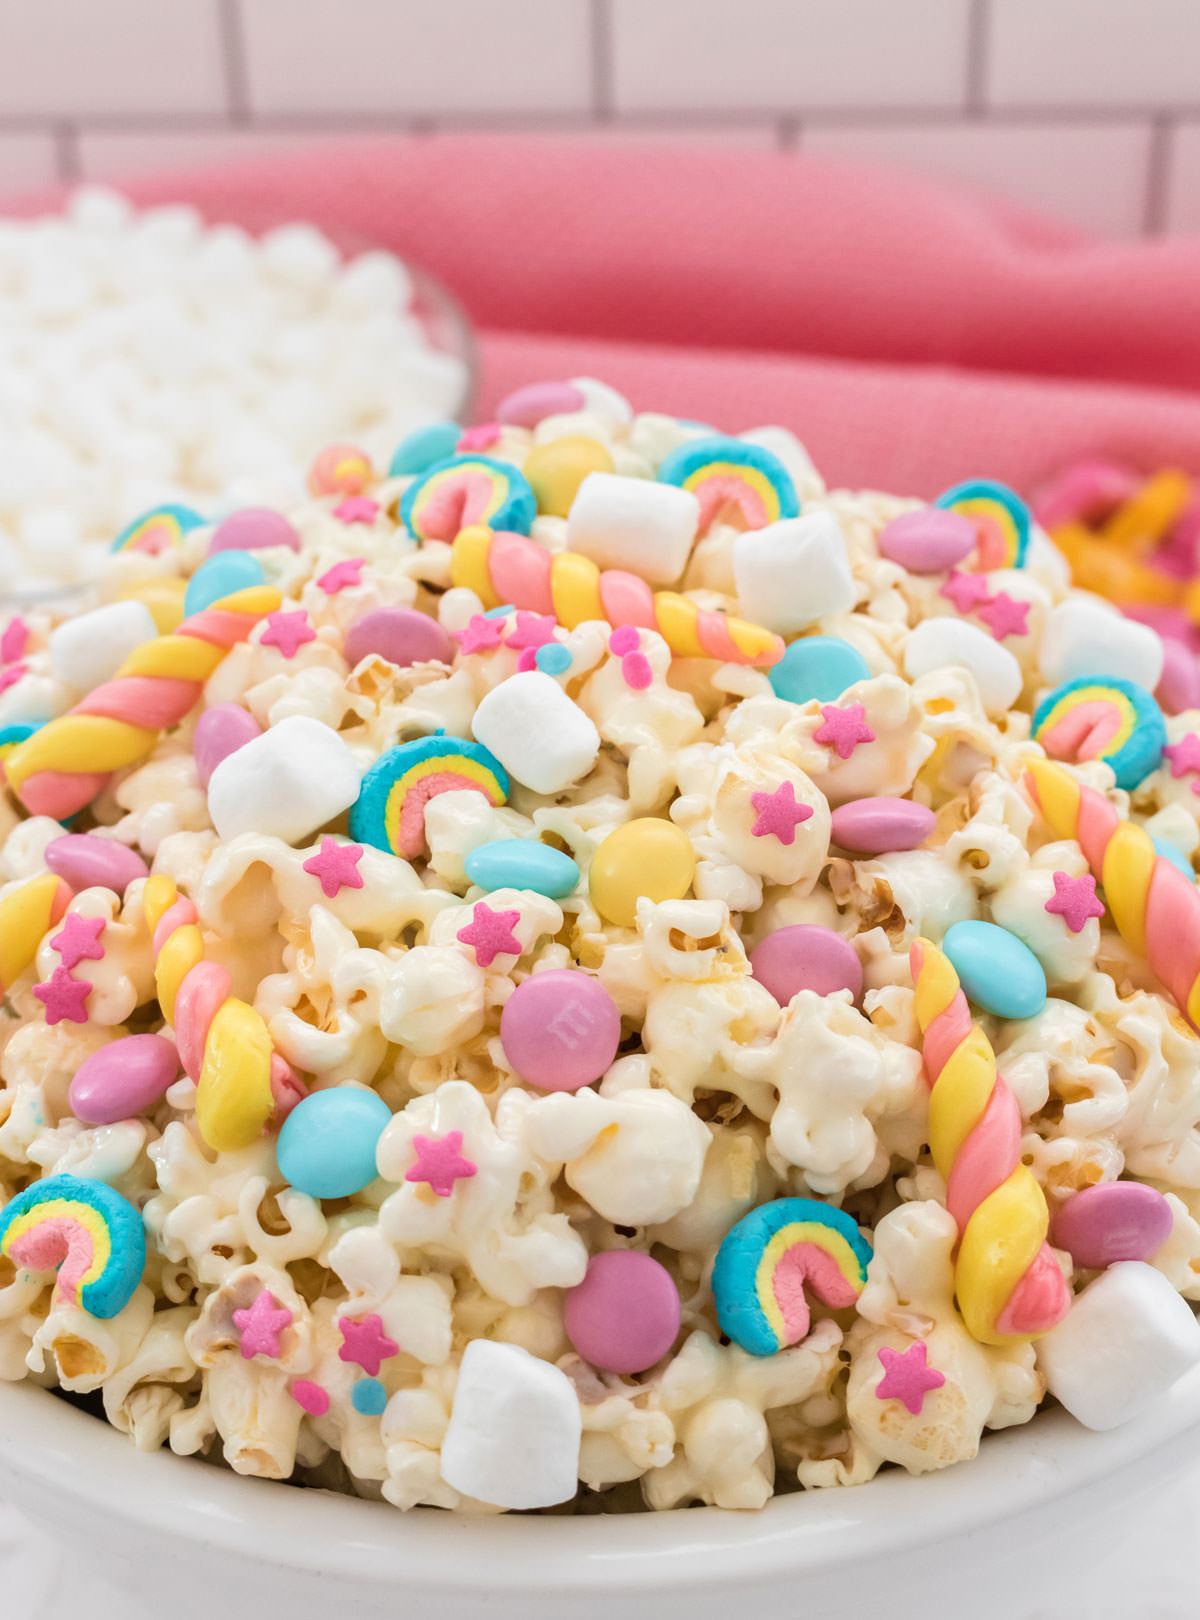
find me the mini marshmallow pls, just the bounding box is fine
[440,1339,581,1509]
[567,471,699,585]
[49,600,158,695]
[733,512,855,634]
[1039,597,1164,692]
[1037,1262,1200,1431]
[904,619,1022,715]
[472,671,600,795]
[206,715,362,844]
[570,377,633,426]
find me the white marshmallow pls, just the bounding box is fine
[48,600,158,694]
[206,715,362,844]
[1038,1262,1200,1431]
[1039,597,1164,692]
[440,1339,581,1509]
[904,619,1022,715]
[739,425,822,494]
[472,671,600,795]
[733,512,855,634]
[570,377,633,426]
[567,471,699,585]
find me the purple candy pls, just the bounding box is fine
[830,797,936,855]
[1052,1182,1175,1270]
[564,1251,681,1375]
[496,381,587,429]
[878,509,976,574]
[43,833,148,895]
[209,508,300,555]
[344,607,453,669]
[194,704,262,788]
[69,1033,181,1125]
[750,924,862,1007]
[499,968,621,1092]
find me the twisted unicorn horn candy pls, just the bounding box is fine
[144,874,303,1153]
[451,526,784,667]
[910,939,1071,1345]
[0,872,71,995]
[3,584,281,821]
[1025,757,1200,1025]
[0,1172,145,1319]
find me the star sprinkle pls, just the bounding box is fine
[233,1290,294,1360]
[457,422,501,451]
[750,781,814,845]
[333,495,380,526]
[975,590,1031,641]
[338,1313,400,1377]
[814,702,875,760]
[303,837,365,898]
[1163,733,1200,779]
[317,557,366,594]
[290,1380,330,1416]
[0,616,29,663]
[32,967,91,1026]
[49,913,106,971]
[1044,870,1105,934]
[875,1342,945,1415]
[456,901,522,967]
[405,1130,478,1198]
[260,610,316,659]
[505,610,558,671]
[940,570,992,613]
[453,613,507,657]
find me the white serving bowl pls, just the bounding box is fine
[2,1372,1200,1620]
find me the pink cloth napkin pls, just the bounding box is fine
[14,136,1200,497]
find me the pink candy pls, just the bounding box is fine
[750,924,862,1007]
[564,1250,681,1375]
[877,510,976,574]
[496,381,587,429]
[209,508,301,555]
[499,968,621,1092]
[193,704,262,788]
[343,607,454,669]
[830,797,936,854]
[1051,1182,1174,1270]
[69,1033,180,1125]
[43,833,148,895]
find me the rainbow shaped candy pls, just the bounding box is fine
[0,1173,146,1319]
[400,455,536,545]
[657,437,798,533]
[1032,675,1166,791]
[712,1197,873,1356]
[349,735,510,860]
[110,503,206,556]
[0,872,71,995]
[934,479,1031,570]
[910,938,1071,1345]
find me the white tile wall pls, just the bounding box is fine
[1,0,1200,237]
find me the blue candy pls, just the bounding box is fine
[183,549,266,617]
[464,838,580,899]
[1153,837,1195,882]
[657,436,799,524]
[535,643,572,675]
[0,1173,146,1320]
[277,1088,392,1200]
[769,636,871,706]
[1031,675,1166,792]
[388,422,462,478]
[942,920,1047,1021]
[351,1377,389,1416]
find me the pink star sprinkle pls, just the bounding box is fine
[261,610,316,659]
[303,837,365,898]
[814,702,875,760]
[505,610,557,652]
[32,967,91,1026]
[0,616,29,663]
[1163,733,1200,778]
[338,1313,400,1377]
[875,1342,945,1415]
[405,1130,478,1199]
[332,495,380,526]
[290,1380,330,1416]
[750,781,814,845]
[456,901,522,967]
[232,1289,293,1360]
[940,570,992,613]
[975,590,1031,641]
[0,661,26,696]
[1044,870,1105,934]
[457,422,501,451]
[453,613,507,657]
[621,652,653,690]
[317,557,366,594]
[50,913,106,972]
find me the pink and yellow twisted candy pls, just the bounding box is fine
[1026,756,1200,1025]
[144,874,303,1153]
[4,585,282,821]
[0,872,71,995]
[450,525,784,667]
[910,938,1071,1345]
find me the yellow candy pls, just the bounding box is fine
[0,873,67,992]
[523,437,614,519]
[589,818,696,928]
[119,577,187,633]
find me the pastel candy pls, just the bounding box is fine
[471,671,600,795]
[525,437,615,520]
[207,715,362,844]
[733,512,856,635]
[769,636,870,706]
[1152,836,1194,881]
[1032,675,1166,792]
[942,919,1047,1020]
[388,421,462,477]
[464,838,580,899]
[350,735,508,859]
[934,478,1031,569]
[183,549,266,618]
[904,619,1022,715]
[277,1086,392,1199]
[657,436,799,533]
[496,381,588,429]
[48,601,158,695]
[208,508,300,554]
[499,968,621,1092]
[110,502,205,556]
[877,509,976,573]
[567,471,699,585]
[563,1251,681,1374]
[69,1033,180,1125]
[589,818,696,928]
[193,704,262,788]
[830,797,936,855]
[344,607,454,669]
[44,833,149,895]
[0,1173,146,1320]
[1039,599,1164,692]
[749,924,862,1006]
[1051,1182,1175,1269]
[440,1338,581,1509]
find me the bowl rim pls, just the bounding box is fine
[2,1369,1200,1595]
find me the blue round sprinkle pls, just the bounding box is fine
[768,637,871,706]
[352,1377,388,1417]
[535,643,572,675]
[184,550,266,618]
[484,604,516,619]
[1153,837,1194,881]
[942,920,1047,1021]
[277,1087,392,1200]
[465,838,580,899]
[387,422,461,478]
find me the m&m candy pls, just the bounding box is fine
[564,1251,681,1374]
[183,549,266,618]
[768,637,870,707]
[942,920,1047,1021]
[277,1087,392,1199]
[465,838,580,899]
[749,925,862,1006]
[589,819,696,929]
[499,969,621,1092]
